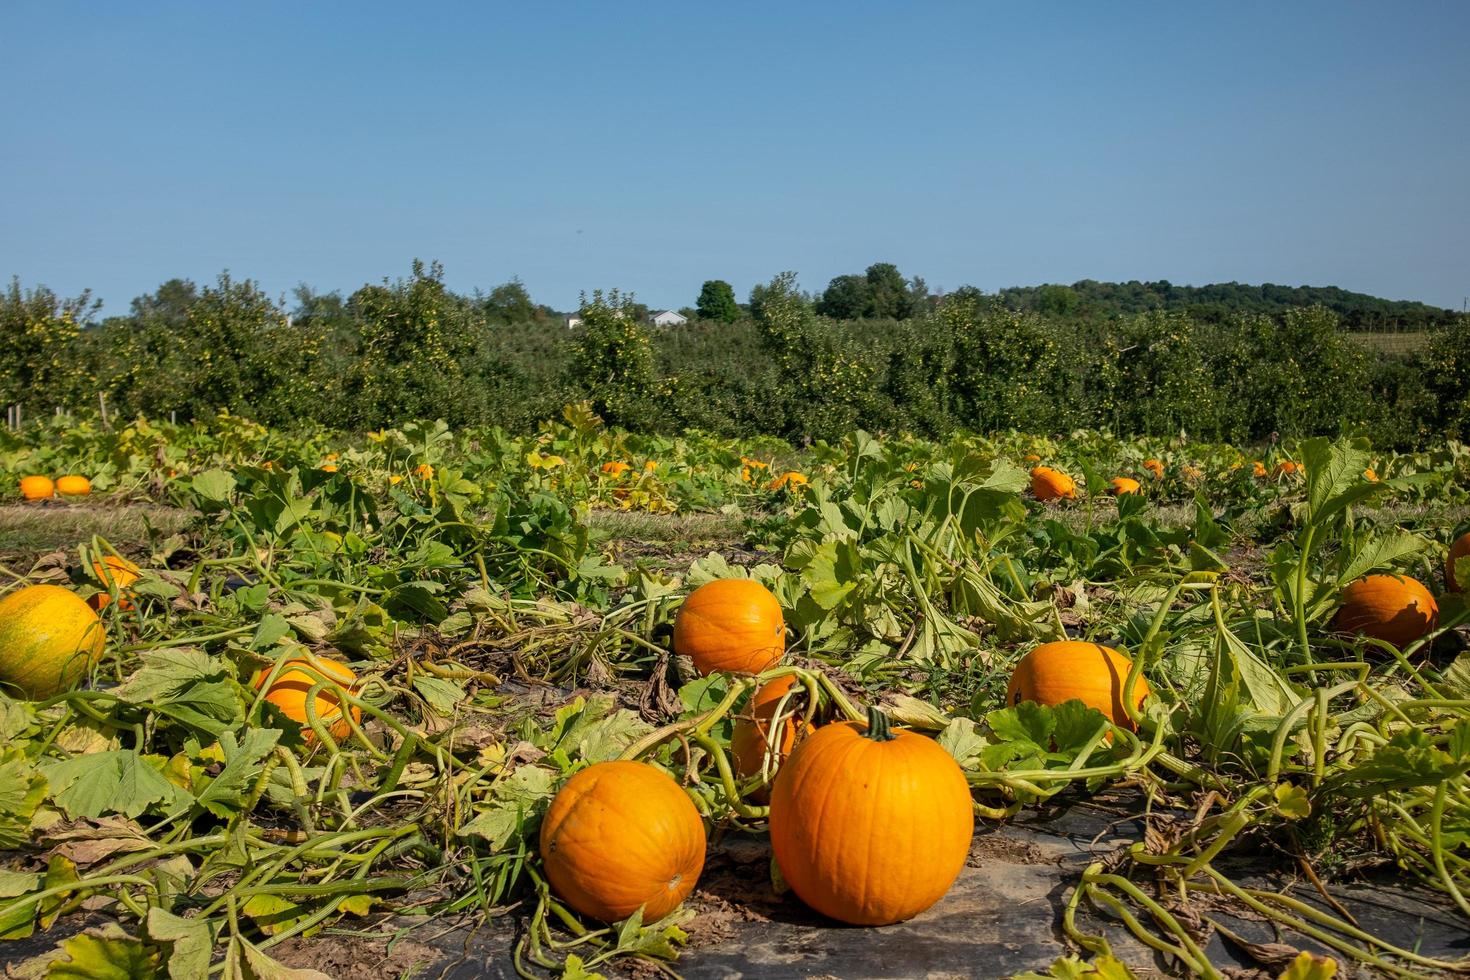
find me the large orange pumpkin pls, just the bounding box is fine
[673,579,784,675]
[251,656,362,739]
[1447,532,1470,593]
[55,475,91,497]
[19,476,54,501]
[88,555,142,611]
[540,761,706,922]
[0,585,107,699]
[1109,477,1141,496]
[1005,641,1149,730]
[731,676,812,797]
[770,707,973,926]
[1030,467,1076,501]
[1333,574,1438,648]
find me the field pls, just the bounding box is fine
[1,408,1468,979]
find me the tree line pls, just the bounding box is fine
[2,263,1467,448]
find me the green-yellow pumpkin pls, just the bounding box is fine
[0,585,107,699]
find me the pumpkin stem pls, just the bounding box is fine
[864,705,896,742]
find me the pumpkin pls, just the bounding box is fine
[1448,532,1470,593]
[1143,459,1164,479]
[55,475,91,496]
[540,761,706,922]
[1251,461,1268,478]
[769,707,973,926]
[88,555,142,612]
[1023,453,1041,463]
[1363,468,1379,482]
[1273,460,1301,477]
[600,461,630,477]
[1006,641,1149,730]
[1333,574,1438,648]
[767,471,808,492]
[673,579,784,675]
[19,476,54,501]
[1109,477,1141,496]
[413,463,434,480]
[1030,466,1076,501]
[0,585,107,699]
[251,656,362,739]
[320,463,338,473]
[731,676,812,797]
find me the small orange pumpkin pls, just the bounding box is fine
[320,463,338,473]
[251,656,362,739]
[1030,466,1076,501]
[1109,477,1141,496]
[769,707,974,926]
[0,585,107,699]
[1251,461,1268,478]
[55,475,91,496]
[731,676,812,797]
[1273,460,1301,478]
[540,761,706,923]
[1447,532,1470,593]
[1333,574,1438,648]
[767,471,808,492]
[1143,459,1165,480]
[600,461,630,477]
[1006,641,1149,730]
[88,555,142,611]
[19,476,54,501]
[673,579,784,675]
[413,463,434,480]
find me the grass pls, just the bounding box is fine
[0,503,190,562]
[1349,331,1430,355]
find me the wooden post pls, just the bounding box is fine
[98,392,109,428]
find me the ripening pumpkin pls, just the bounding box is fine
[1333,574,1438,649]
[1023,453,1041,463]
[88,555,141,611]
[769,707,973,926]
[1447,532,1470,593]
[1109,477,1141,496]
[19,476,54,501]
[1273,460,1301,478]
[1030,466,1076,501]
[0,585,107,699]
[673,579,784,675]
[540,761,706,922]
[413,463,434,480]
[320,463,338,473]
[1251,461,1268,478]
[600,460,630,477]
[1006,641,1149,730]
[1143,459,1164,480]
[251,656,362,739]
[731,676,813,798]
[55,475,91,497]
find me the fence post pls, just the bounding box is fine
[98,392,109,428]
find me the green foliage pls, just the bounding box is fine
[571,290,659,429]
[694,279,740,323]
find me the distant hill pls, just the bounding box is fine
[996,280,1461,330]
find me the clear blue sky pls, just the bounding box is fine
[3,1,1467,314]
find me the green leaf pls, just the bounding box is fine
[44,924,163,979]
[0,750,47,849]
[412,676,466,716]
[189,729,282,819]
[801,540,857,611]
[1273,783,1312,820]
[112,650,243,736]
[677,674,730,716]
[146,908,213,980]
[576,709,654,763]
[560,954,608,979]
[1334,532,1429,587]
[191,469,237,505]
[0,869,42,940]
[936,718,985,769]
[42,751,179,820]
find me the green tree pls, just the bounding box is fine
[864,262,913,319]
[816,274,871,319]
[0,278,97,414]
[571,290,660,428]
[695,280,741,323]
